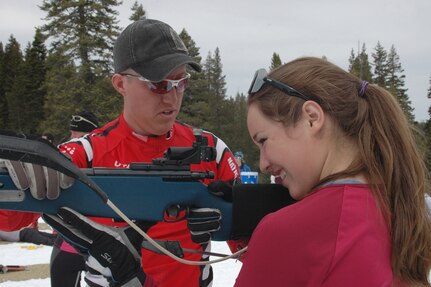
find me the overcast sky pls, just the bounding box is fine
[1,0,430,121]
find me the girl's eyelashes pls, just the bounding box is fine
[257,138,267,145]
[252,133,267,146]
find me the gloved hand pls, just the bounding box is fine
[42,207,154,287]
[83,217,156,287]
[0,133,74,200]
[187,207,222,244]
[0,159,73,200]
[187,180,234,245]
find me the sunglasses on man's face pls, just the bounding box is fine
[248,68,310,101]
[71,115,98,128]
[120,73,191,94]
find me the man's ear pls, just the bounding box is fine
[302,101,324,132]
[112,74,126,97]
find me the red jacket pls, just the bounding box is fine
[59,114,239,287]
[235,183,396,287]
[0,210,40,231]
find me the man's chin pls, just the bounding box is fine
[151,124,174,137]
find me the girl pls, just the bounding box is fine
[239,57,431,286]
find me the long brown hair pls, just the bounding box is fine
[248,57,431,285]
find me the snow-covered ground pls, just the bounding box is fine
[0,240,242,287]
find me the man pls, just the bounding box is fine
[69,110,99,139]
[54,19,238,287]
[0,210,56,246]
[234,151,251,172]
[50,110,100,287]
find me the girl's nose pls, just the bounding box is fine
[259,154,270,173]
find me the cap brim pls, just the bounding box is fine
[132,53,201,81]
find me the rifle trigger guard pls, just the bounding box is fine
[165,204,188,222]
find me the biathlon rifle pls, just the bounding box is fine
[0,131,233,241]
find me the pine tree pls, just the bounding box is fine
[23,29,48,133]
[6,30,47,134]
[231,93,249,149]
[386,45,414,121]
[211,48,227,100]
[7,50,28,132]
[41,49,121,142]
[269,52,282,71]
[348,49,361,77]
[178,29,210,127]
[129,1,146,21]
[349,44,372,82]
[3,35,23,131]
[40,0,121,80]
[218,95,237,147]
[179,29,202,68]
[372,41,388,87]
[40,51,85,141]
[39,0,122,139]
[203,48,227,135]
[359,44,373,82]
[230,93,259,167]
[202,51,215,131]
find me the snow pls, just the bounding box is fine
[211,242,242,286]
[1,243,52,266]
[0,241,242,287]
[0,278,49,287]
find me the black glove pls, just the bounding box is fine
[42,207,151,287]
[186,180,234,245]
[187,207,222,244]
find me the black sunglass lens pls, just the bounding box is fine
[249,69,267,95]
[248,71,259,95]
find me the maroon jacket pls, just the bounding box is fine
[235,183,396,287]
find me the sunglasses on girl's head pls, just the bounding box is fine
[71,115,98,128]
[120,73,191,94]
[248,68,310,101]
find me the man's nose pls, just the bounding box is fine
[161,88,179,104]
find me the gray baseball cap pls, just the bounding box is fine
[114,19,201,81]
